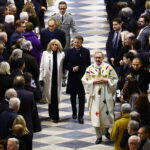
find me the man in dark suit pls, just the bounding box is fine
[64,35,91,124]
[0,88,17,114]
[13,76,35,150]
[0,97,20,139]
[106,17,123,73]
[39,0,47,30]
[9,20,26,49]
[40,19,66,50]
[137,15,150,50]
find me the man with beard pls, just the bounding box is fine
[137,15,150,50]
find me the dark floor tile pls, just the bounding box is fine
[57,140,94,149]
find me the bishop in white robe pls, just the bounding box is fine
[82,51,118,143]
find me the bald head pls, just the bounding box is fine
[13,76,25,89]
[48,19,57,32]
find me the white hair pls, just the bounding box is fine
[7,138,19,150]
[128,135,141,144]
[10,49,23,60]
[128,120,139,132]
[20,40,32,51]
[126,33,135,40]
[5,14,15,23]
[121,103,131,114]
[20,12,29,21]
[5,88,17,100]
[9,97,20,110]
[121,7,133,16]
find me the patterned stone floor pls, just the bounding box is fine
[33,0,115,150]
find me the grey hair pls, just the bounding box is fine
[10,49,23,60]
[94,51,104,58]
[128,135,141,145]
[9,97,20,110]
[130,111,141,122]
[20,40,32,50]
[126,33,135,40]
[20,12,29,21]
[7,138,19,150]
[0,32,7,41]
[121,103,131,114]
[5,88,17,100]
[121,7,133,16]
[128,120,139,132]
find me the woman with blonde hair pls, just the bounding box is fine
[22,2,39,27]
[0,62,13,102]
[12,115,29,135]
[39,39,64,123]
[9,115,30,150]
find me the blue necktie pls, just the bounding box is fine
[113,31,119,49]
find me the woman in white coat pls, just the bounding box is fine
[39,39,64,123]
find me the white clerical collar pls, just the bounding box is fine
[94,62,103,69]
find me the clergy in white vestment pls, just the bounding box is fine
[82,51,118,144]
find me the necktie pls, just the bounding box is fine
[113,31,119,49]
[62,15,64,22]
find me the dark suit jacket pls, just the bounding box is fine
[9,31,23,48]
[0,100,9,114]
[24,85,41,132]
[64,47,91,94]
[40,28,66,50]
[138,25,150,50]
[11,69,23,79]
[0,109,17,139]
[16,88,34,133]
[22,49,39,81]
[106,30,123,65]
[0,74,13,102]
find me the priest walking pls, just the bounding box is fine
[82,51,118,144]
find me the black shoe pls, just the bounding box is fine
[53,120,59,123]
[78,117,84,124]
[95,138,102,144]
[105,130,111,140]
[72,114,77,119]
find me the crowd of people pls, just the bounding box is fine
[105,0,150,150]
[0,0,150,150]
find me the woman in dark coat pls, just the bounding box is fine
[0,61,13,102]
[23,22,42,65]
